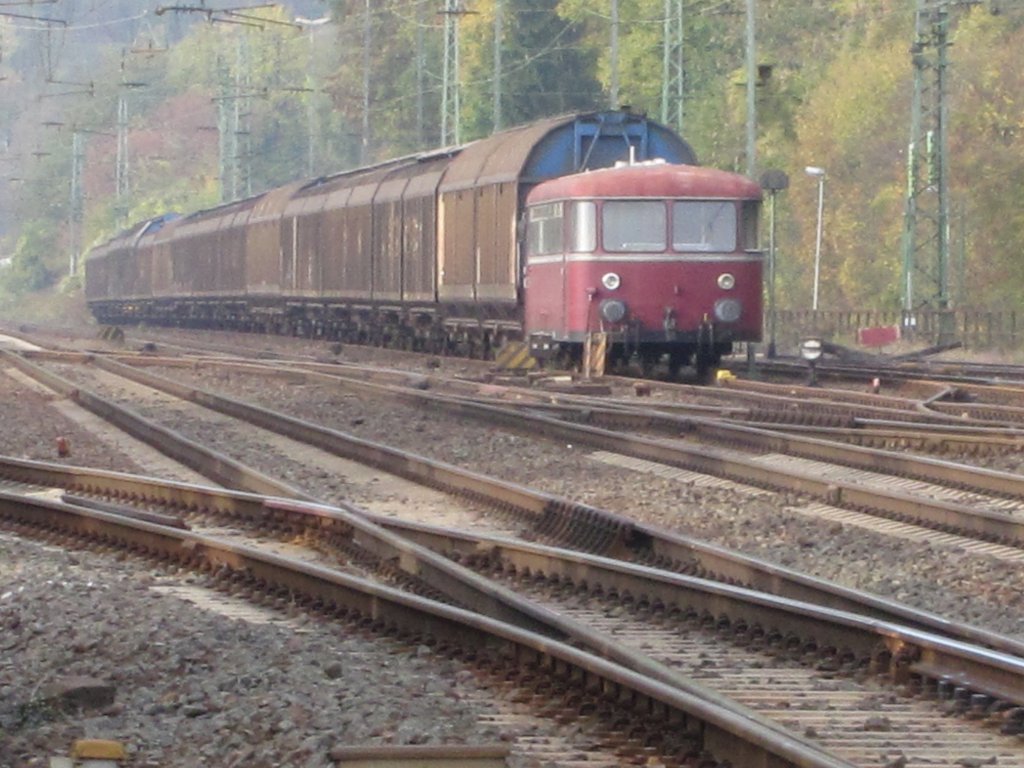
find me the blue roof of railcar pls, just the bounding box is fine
[439,110,696,193]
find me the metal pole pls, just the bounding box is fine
[609,0,619,108]
[767,189,777,356]
[231,41,242,200]
[744,0,757,176]
[416,2,425,146]
[760,169,788,356]
[362,0,371,163]
[812,174,824,311]
[661,0,670,122]
[441,0,452,144]
[440,0,463,146]
[116,93,128,200]
[453,3,461,145]
[660,0,684,132]
[69,130,83,276]
[217,53,230,201]
[306,29,317,177]
[493,0,502,130]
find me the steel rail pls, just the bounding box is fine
[14,456,1024,709]
[0,490,854,768]
[1,349,304,500]
[363,513,1024,707]
[754,357,1024,388]
[95,350,1024,510]
[3,451,1023,662]
[110,350,1024,544]
[8,479,1024,759]
[9,351,1024,655]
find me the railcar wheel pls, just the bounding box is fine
[639,350,660,378]
[668,350,691,379]
[606,345,627,373]
[695,352,720,385]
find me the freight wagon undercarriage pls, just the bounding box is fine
[91,295,737,380]
[89,297,524,358]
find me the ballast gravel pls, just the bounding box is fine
[0,535,494,768]
[126,357,1024,644]
[5,326,1024,765]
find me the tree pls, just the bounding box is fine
[461,1,602,139]
[2,220,55,294]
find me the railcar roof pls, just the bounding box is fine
[89,111,696,252]
[440,111,696,192]
[526,162,761,202]
[87,213,180,256]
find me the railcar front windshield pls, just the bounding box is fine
[603,201,667,252]
[672,201,736,252]
[600,199,742,253]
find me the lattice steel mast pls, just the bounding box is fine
[440,0,470,146]
[900,0,953,341]
[660,0,684,133]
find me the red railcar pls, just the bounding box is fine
[523,160,762,376]
[87,112,763,377]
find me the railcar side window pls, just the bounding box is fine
[571,201,596,252]
[671,201,736,252]
[603,201,667,252]
[741,201,761,250]
[527,202,564,255]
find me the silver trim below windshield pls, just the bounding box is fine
[527,252,763,266]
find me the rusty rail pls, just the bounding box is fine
[0,489,853,768]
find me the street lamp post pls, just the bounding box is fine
[805,166,826,311]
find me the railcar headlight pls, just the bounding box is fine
[717,273,736,290]
[599,299,627,324]
[601,272,621,291]
[713,298,742,323]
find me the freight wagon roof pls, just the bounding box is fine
[526,162,761,203]
[440,111,696,193]
[175,193,264,230]
[86,214,179,260]
[250,180,308,222]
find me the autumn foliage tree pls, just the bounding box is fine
[4,0,1024,330]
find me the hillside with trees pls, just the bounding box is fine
[1,0,1022,328]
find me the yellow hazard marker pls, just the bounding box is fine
[494,341,537,371]
[715,369,736,384]
[71,740,126,761]
[583,332,608,379]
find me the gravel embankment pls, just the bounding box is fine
[0,367,627,768]
[0,534,495,768]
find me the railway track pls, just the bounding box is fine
[12,322,1024,452]
[5,329,1024,763]
[4,490,835,768]
[59,348,1024,548]
[754,355,1024,389]
[4,468,1024,766]
[3,347,1024,656]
